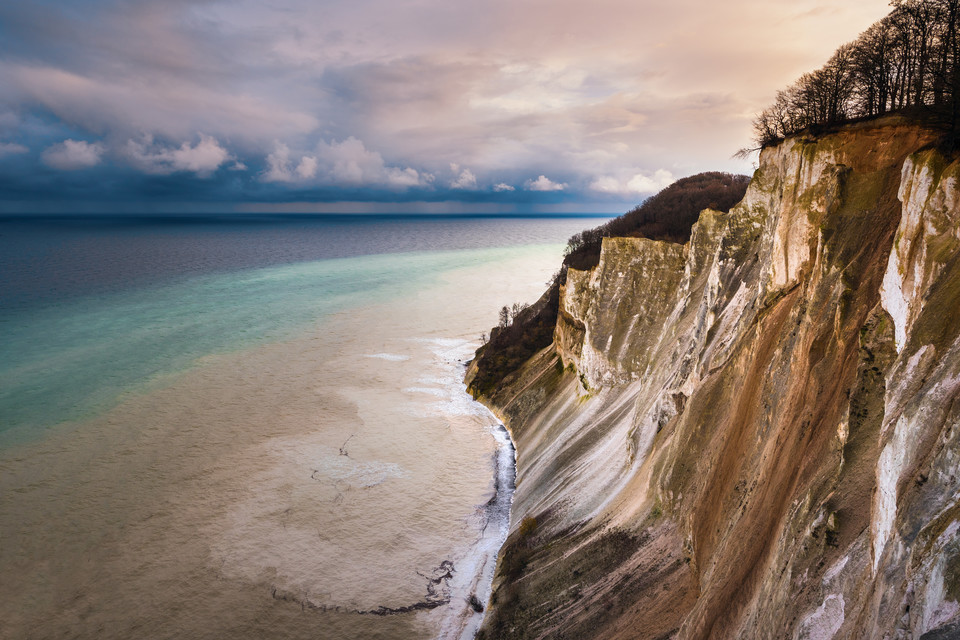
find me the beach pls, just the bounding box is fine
[0,216,593,639]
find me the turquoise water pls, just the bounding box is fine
[0,215,602,640]
[0,244,560,440]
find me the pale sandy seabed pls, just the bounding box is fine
[0,253,553,640]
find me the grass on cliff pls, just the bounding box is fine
[468,172,750,399]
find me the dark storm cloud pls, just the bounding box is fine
[0,0,893,211]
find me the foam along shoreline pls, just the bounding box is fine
[0,225,572,640]
[429,356,517,640]
[445,417,517,640]
[416,339,516,640]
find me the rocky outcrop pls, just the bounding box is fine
[557,237,687,389]
[469,118,960,639]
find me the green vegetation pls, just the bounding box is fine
[496,517,541,589]
[650,498,663,520]
[518,516,538,537]
[469,280,561,398]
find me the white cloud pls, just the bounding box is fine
[41,139,104,170]
[627,169,675,193]
[264,142,295,182]
[524,175,566,191]
[386,167,430,187]
[123,133,230,176]
[0,142,28,157]
[450,167,478,190]
[588,176,623,194]
[262,137,430,189]
[493,182,515,192]
[296,155,318,179]
[590,169,675,195]
[321,137,386,184]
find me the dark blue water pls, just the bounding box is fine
[0,214,607,312]
[0,214,606,440]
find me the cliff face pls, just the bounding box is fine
[469,120,960,639]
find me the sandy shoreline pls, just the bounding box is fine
[0,252,550,640]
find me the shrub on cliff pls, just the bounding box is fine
[562,172,750,274]
[470,278,561,398]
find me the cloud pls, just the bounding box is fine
[524,175,566,192]
[0,142,29,157]
[590,169,675,194]
[263,143,295,182]
[626,169,675,193]
[450,167,478,190]
[262,137,431,189]
[122,133,230,176]
[386,167,429,187]
[41,139,104,170]
[322,137,388,184]
[296,155,318,179]
[588,176,623,194]
[4,62,319,144]
[0,0,894,207]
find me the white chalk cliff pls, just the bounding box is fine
[468,118,960,639]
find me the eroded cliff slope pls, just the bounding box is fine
[468,119,960,639]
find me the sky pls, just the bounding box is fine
[0,0,893,214]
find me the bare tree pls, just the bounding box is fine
[498,305,510,329]
[752,0,960,147]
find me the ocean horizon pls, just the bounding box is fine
[0,213,603,639]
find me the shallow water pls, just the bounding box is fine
[0,215,598,639]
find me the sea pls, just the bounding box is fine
[0,214,604,640]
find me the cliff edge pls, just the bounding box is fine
[467,119,960,639]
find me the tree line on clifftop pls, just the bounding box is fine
[469,172,750,398]
[753,0,960,148]
[471,0,960,398]
[562,172,751,274]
